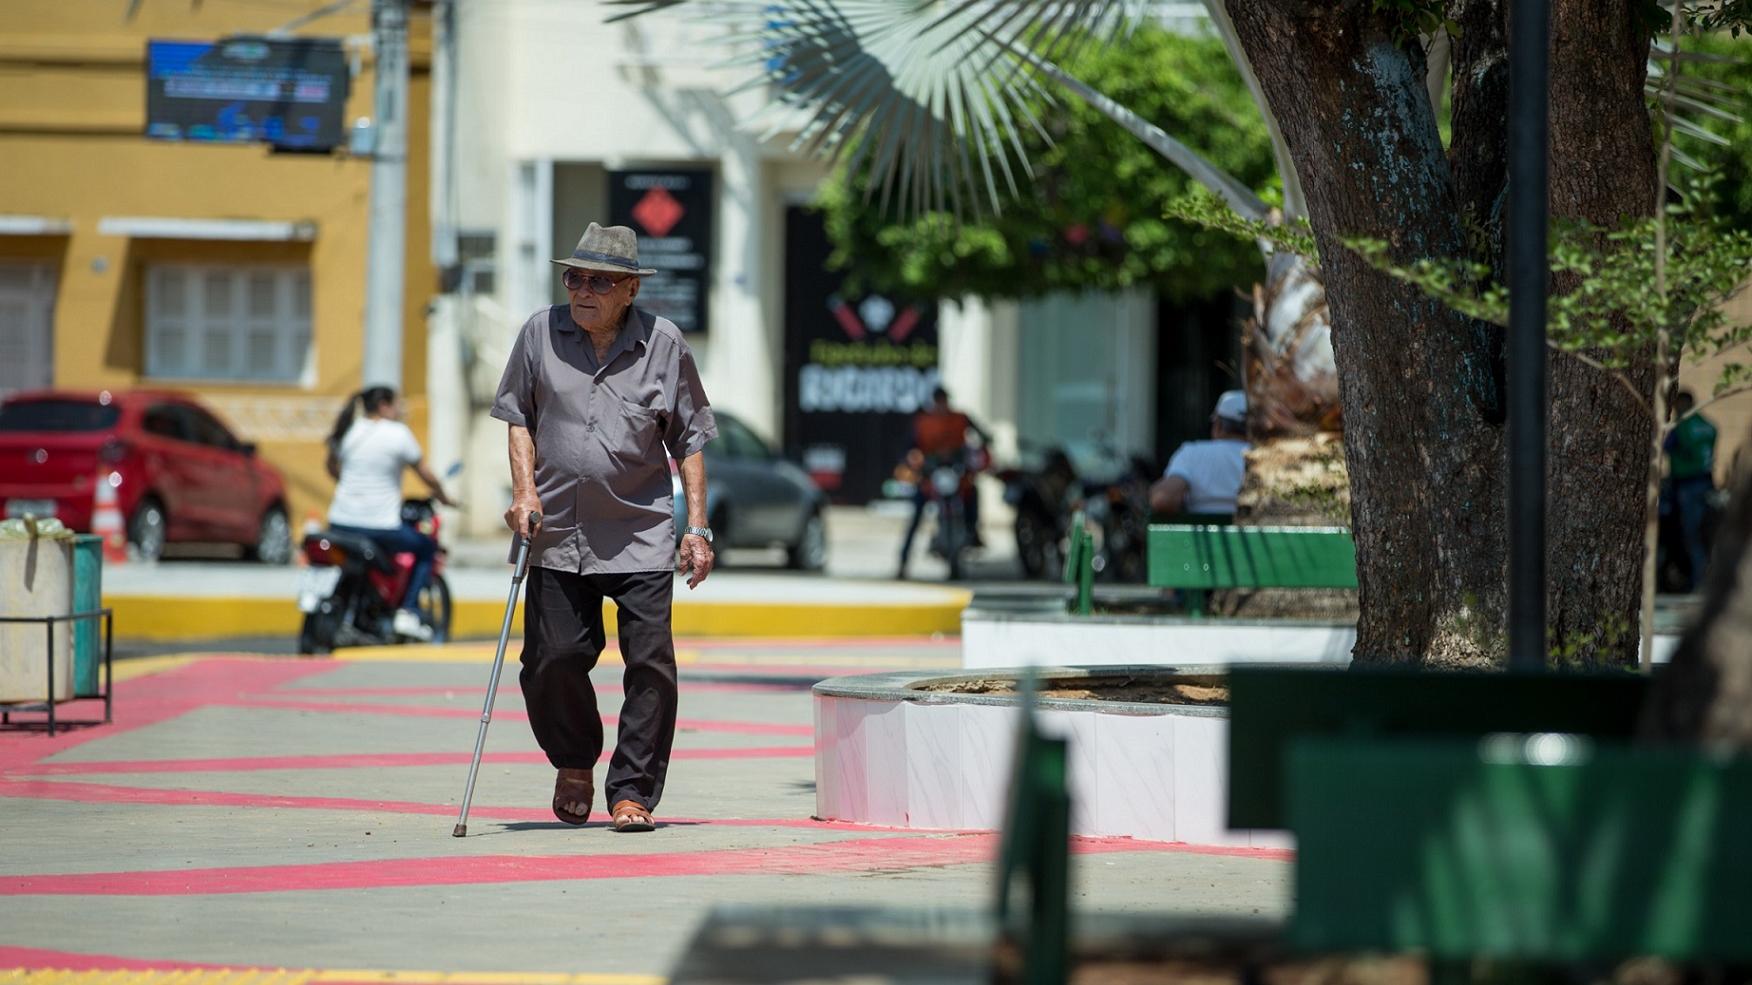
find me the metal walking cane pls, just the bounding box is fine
[453,511,540,838]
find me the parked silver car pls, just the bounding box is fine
[672,411,828,571]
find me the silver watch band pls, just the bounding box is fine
[685,525,713,543]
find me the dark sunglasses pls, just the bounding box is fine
[561,268,625,294]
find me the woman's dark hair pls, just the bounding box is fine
[325,386,398,456]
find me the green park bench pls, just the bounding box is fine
[1228,665,1752,963]
[1145,523,1357,616]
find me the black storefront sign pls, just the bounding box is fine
[608,169,713,334]
[146,37,349,151]
[783,206,940,505]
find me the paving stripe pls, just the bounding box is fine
[219,698,813,736]
[9,746,812,776]
[14,836,990,895]
[257,678,807,698]
[0,834,1001,894]
[0,779,932,837]
[0,958,662,985]
[0,833,1268,898]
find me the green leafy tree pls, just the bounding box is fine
[817,26,1278,304]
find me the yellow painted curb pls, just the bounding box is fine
[104,595,966,643]
[0,969,663,985]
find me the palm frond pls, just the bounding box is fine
[1647,36,1747,174]
[606,0,1275,222]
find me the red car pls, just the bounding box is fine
[0,389,292,563]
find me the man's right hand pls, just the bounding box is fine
[505,496,543,538]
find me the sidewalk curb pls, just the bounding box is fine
[103,594,969,642]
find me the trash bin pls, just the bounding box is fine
[72,534,103,697]
[0,516,75,704]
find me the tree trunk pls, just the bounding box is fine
[1226,2,1509,666]
[1224,0,1657,667]
[1541,2,1658,664]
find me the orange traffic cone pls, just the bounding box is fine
[91,471,128,564]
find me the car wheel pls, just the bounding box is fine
[128,497,167,562]
[787,509,828,572]
[247,506,292,564]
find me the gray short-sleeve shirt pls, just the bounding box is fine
[491,305,717,573]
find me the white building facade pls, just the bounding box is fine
[430,0,1210,536]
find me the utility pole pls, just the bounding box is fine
[362,0,408,388]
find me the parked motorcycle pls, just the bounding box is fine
[998,440,1152,583]
[296,498,454,654]
[1082,454,1154,584]
[996,445,1079,580]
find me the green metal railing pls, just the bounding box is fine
[1061,510,1094,616]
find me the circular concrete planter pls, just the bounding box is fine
[812,665,1288,850]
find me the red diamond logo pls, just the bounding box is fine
[632,187,685,238]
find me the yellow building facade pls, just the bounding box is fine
[0,0,433,531]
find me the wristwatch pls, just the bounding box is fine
[685,525,714,544]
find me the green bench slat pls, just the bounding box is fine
[1227,666,1650,830]
[1289,736,1752,960]
[1146,524,1358,590]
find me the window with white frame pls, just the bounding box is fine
[146,265,312,383]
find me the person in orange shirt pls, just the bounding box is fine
[897,387,990,578]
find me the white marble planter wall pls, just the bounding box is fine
[960,610,1681,670]
[814,668,1289,850]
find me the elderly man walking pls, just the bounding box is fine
[491,222,718,833]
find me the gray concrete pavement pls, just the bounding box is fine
[0,638,1289,979]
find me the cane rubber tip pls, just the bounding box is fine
[452,823,467,838]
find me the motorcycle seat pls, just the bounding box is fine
[307,529,399,573]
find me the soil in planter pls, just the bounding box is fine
[922,675,1229,706]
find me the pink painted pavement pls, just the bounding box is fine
[0,650,1286,911]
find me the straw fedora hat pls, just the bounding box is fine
[551,222,658,277]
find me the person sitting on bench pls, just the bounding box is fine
[1149,390,1249,518]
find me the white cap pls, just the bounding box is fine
[1213,389,1247,424]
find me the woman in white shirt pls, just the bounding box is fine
[325,386,456,639]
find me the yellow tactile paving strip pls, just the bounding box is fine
[0,969,664,985]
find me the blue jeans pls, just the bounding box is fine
[1673,476,1714,592]
[331,522,436,611]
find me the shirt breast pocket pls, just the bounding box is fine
[611,399,667,462]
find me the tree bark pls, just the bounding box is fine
[1226,1,1508,666]
[1542,2,1657,665]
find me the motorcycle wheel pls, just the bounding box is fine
[1015,508,1053,579]
[297,603,338,656]
[415,575,454,644]
[942,501,966,582]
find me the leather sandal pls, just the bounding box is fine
[610,799,655,833]
[552,768,594,825]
